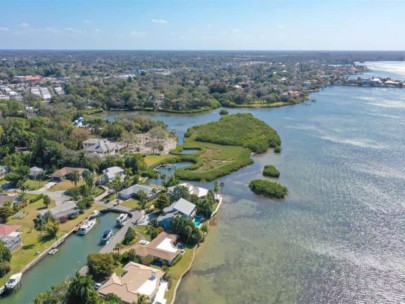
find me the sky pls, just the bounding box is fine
[1,0,405,50]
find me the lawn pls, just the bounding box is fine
[144,155,176,168]
[165,246,195,304]
[23,179,48,190]
[48,180,86,191]
[92,186,105,197]
[121,199,141,209]
[133,225,153,241]
[0,201,106,285]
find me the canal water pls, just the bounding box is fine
[2,213,118,304]
[103,62,405,303]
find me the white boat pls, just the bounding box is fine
[116,213,128,226]
[77,219,97,235]
[100,229,113,244]
[48,248,58,255]
[5,273,22,290]
[89,210,100,219]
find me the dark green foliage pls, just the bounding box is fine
[249,179,288,199]
[274,146,282,153]
[141,169,158,179]
[219,109,229,115]
[29,194,44,203]
[262,165,280,178]
[170,217,203,245]
[121,249,138,265]
[0,203,14,223]
[0,261,11,277]
[66,273,99,304]
[155,193,171,211]
[87,253,115,282]
[185,113,281,153]
[0,240,11,277]
[123,227,136,245]
[104,293,124,304]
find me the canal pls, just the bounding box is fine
[1,213,119,304]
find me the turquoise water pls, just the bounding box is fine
[193,217,201,227]
[1,213,119,304]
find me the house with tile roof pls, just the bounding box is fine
[0,224,22,251]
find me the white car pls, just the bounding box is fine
[139,240,150,245]
[94,283,102,290]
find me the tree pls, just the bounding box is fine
[44,221,59,238]
[83,172,95,190]
[68,170,81,187]
[87,253,115,282]
[155,193,170,211]
[213,181,219,193]
[137,295,150,304]
[0,203,14,223]
[114,243,124,255]
[43,195,52,208]
[0,240,11,277]
[66,272,99,304]
[136,190,148,209]
[121,249,138,264]
[123,226,137,245]
[104,293,123,304]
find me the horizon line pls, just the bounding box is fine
[1,49,405,52]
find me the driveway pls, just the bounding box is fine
[153,281,168,304]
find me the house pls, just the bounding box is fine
[0,224,22,251]
[100,166,125,185]
[82,138,122,155]
[167,182,209,198]
[119,184,160,201]
[98,262,164,304]
[51,167,87,182]
[37,201,80,220]
[0,166,8,178]
[157,198,196,228]
[127,232,181,265]
[29,166,44,179]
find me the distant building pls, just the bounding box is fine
[29,166,44,179]
[100,166,125,185]
[0,194,15,206]
[167,182,209,198]
[119,184,160,201]
[82,138,122,155]
[0,224,22,251]
[37,202,80,220]
[51,167,87,182]
[157,198,196,228]
[98,262,164,304]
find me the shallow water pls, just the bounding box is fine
[112,84,405,303]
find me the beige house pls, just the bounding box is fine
[98,262,164,304]
[127,232,181,265]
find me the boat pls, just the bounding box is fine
[5,273,22,291]
[48,248,58,255]
[100,229,113,244]
[77,219,97,235]
[116,213,129,227]
[89,210,100,219]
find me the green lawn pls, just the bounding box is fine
[133,225,153,241]
[92,186,105,197]
[0,201,106,285]
[144,155,176,168]
[48,180,86,191]
[23,179,48,190]
[121,199,141,209]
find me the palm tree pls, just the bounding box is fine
[66,272,98,304]
[114,243,124,254]
[137,295,150,304]
[69,171,81,188]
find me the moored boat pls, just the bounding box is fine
[5,273,22,291]
[77,219,97,235]
[116,213,128,227]
[100,229,113,244]
[48,248,58,255]
[89,210,100,219]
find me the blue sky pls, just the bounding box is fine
[0,0,404,50]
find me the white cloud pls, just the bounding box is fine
[20,22,30,28]
[43,27,60,34]
[0,27,9,32]
[130,31,146,37]
[152,19,168,24]
[64,27,86,35]
[83,19,92,24]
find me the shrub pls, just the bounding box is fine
[141,170,158,179]
[262,165,280,178]
[249,179,288,199]
[123,227,136,245]
[274,146,281,153]
[59,216,68,224]
[29,194,44,204]
[69,213,78,220]
[0,261,10,277]
[121,249,138,264]
[219,109,229,115]
[87,253,115,282]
